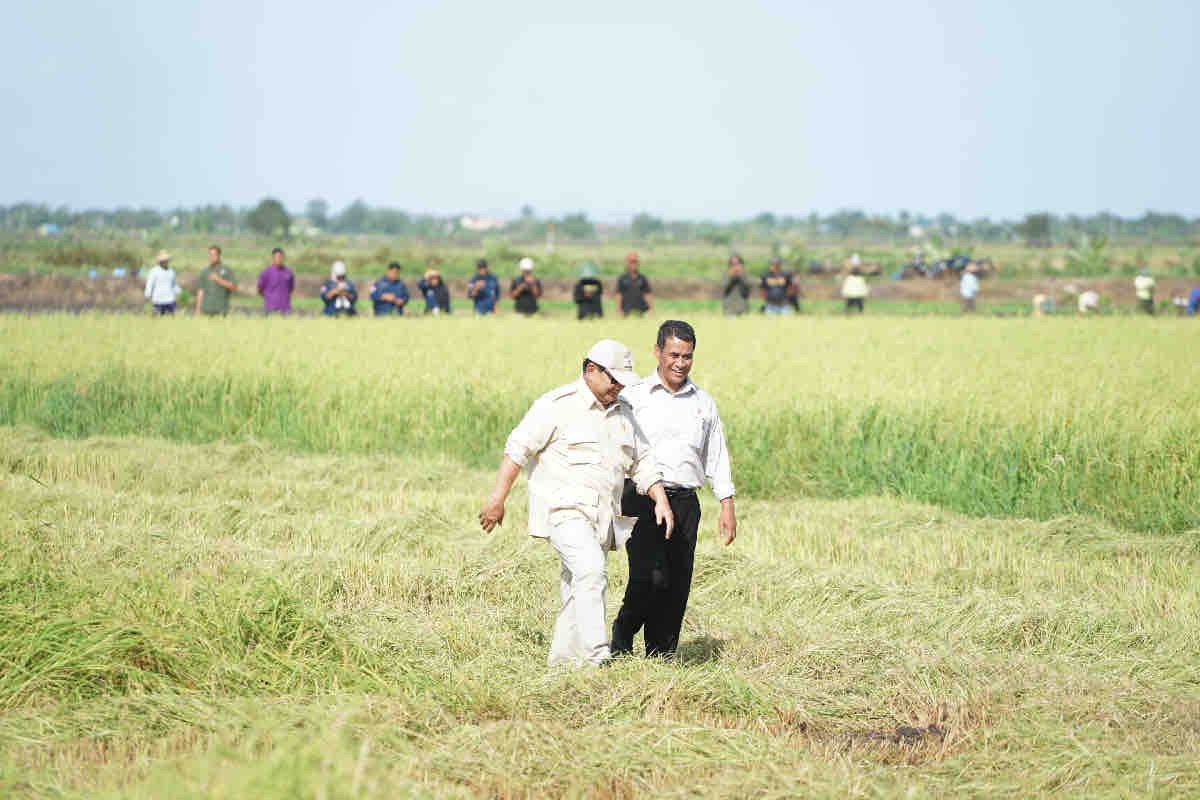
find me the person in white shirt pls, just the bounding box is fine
[144,250,181,315]
[1134,270,1156,315]
[479,339,674,668]
[612,320,737,659]
[841,267,869,313]
[959,264,981,313]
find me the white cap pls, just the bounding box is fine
[519,257,535,272]
[331,260,347,277]
[586,339,639,387]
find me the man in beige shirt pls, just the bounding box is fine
[479,339,674,667]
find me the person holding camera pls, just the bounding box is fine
[510,257,543,316]
[573,262,605,319]
[720,254,750,316]
[467,258,500,315]
[370,261,410,316]
[320,261,358,317]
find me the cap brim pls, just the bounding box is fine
[610,369,639,387]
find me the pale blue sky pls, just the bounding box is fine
[3,0,1196,220]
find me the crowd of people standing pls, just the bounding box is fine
[143,245,1200,319]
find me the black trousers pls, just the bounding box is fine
[612,480,701,657]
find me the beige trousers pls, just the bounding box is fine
[546,511,611,667]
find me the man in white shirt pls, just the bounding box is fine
[479,339,674,667]
[613,320,737,659]
[1134,270,1156,315]
[144,250,180,315]
[960,264,981,313]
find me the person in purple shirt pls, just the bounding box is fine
[1188,287,1200,316]
[257,247,295,313]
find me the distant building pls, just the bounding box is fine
[38,223,61,237]
[459,215,506,232]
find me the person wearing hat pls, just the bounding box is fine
[616,252,653,316]
[417,269,451,314]
[370,262,410,316]
[1134,269,1156,315]
[144,250,181,315]
[760,257,795,315]
[195,245,237,316]
[841,266,869,314]
[320,261,358,317]
[613,320,736,660]
[479,340,674,668]
[573,262,604,320]
[510,256,543,316]
[959,262,981,313]
[467,258,500,315]
[720,255,751,316]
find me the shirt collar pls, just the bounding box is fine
[649,369,696,396]
[574,378,609,412]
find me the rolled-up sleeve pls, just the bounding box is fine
[704,402,735,501]
[627,416,663,494]
[503,398,556,467]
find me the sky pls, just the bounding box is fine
[3,0,1197,221]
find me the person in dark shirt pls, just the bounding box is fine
[467,258,500,315]
[417,269,451,314]
[760,257,795,315]
[370,262,410,316]
[573,262,604,319]
[510,257,543,316]
[720,254,751,316]
[320,261,358,317]
[617,251,653,316]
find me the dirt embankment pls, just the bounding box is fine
[0,272,1195,311]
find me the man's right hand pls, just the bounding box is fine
[654,498,675,540]
[479,494,506,533]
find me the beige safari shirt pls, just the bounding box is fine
[504,379,661,550]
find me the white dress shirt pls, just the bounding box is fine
[621,371,735,501]
[504,379,661,549]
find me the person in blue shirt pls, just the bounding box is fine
[370,262,410,316]
[466,258,500,315]
[1188,287,1200,316]
[320,261,358,317]
[417,269,451,314]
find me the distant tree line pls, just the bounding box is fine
[0,200,1196,245]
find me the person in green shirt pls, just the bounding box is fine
[196,245,237,315]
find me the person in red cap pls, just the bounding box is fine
[479,339,674,667]
[616,252,653,316]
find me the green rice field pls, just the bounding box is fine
[1,313,1197,796]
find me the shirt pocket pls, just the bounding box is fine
[666,410,708,451]
[548,486,601,526]
[564,427,602,465]
[689,413,710,450]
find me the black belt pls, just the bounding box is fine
[663,485,697,497]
